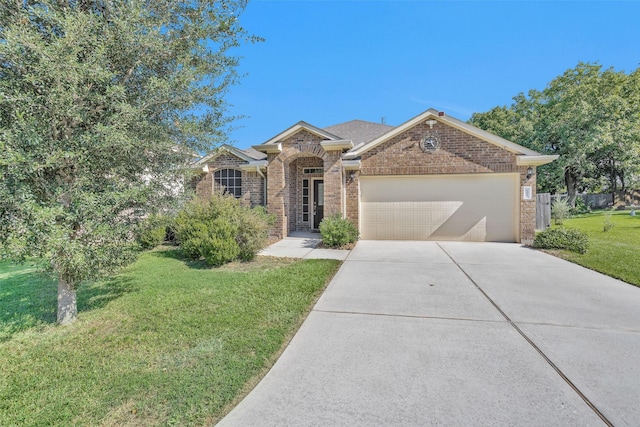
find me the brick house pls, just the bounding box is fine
[194,108,557,244]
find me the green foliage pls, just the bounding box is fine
[470,63,640,201]
[0,249,340,425]
[534,228,589,254]
[236,206,276,261]
[0,1,257,322]
[570,197,591,216]
[551,198,571,225]
[136,214,172,249]
[319,214,359,248]
[603,213,616,232]
[550,211,640,286]
[174,194,274,266]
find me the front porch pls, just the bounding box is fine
[261,137,347,240]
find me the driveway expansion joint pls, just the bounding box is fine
[514,320,640,334]
[313,308,506,324]
[436,242,614,427]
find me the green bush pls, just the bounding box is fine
[236,205,276,261]
[319,214,359,248]
[174,193,274,266]
[603,213,615,232]
[571,197,590,215]
[552,198,571,225]
[137,214,171,249]
[533,227,589,254]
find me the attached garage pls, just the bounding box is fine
[200,107,558,244]
[359,174,520,242]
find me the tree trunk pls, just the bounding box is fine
[57,276,77,325]
[565,170,578,207]
[611,158,617,205]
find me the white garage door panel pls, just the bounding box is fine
[360,174,519,242]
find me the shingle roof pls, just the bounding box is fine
[323,120,394,145]
[241,146,267,160]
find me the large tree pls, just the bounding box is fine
[0,0,257,324]
[470,63,640,205]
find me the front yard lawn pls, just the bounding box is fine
[545,210,640,287]
[0,248,340,426]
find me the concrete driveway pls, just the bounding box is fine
[217,241,640,426]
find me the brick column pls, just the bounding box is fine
[520,166,536,245]
[323,151,343,216]
[345,171,359,226]
[267,154,286,240]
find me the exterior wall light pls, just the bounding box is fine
[527,167,534,179]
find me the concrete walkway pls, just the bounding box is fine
[218,241,640,426]
[259,231,351,260]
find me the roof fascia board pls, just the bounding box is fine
[516,155,559,166]
[342,159,361,170]
[240,160,268,171]
[321,139,354,151]
[252,142,282,154]
[348,108,541,157]
[196,144,253,165]
[260,121,342,146]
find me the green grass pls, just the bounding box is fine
[0,249,340,426]
[545,210,640,287]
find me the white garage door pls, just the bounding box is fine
[360,174,519,242]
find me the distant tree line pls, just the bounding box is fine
[470,62,640,206]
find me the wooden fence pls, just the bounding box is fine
[550,191,640,209]
[536,193,551,230]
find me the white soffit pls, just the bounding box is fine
[240,160,268,171]
[252,142,282,154]
[516,155,559,166]
[342,159,361,170]
[321,140,354,150]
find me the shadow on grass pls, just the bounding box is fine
[152,248,212,270]
[0,265,57,342]
[0,264,137,342]
[77,274,138,313]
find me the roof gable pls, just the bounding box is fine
[196,144,265,165]
[345,109,541,159]
[259,121,342,147]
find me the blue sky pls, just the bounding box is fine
[225,0,640,149]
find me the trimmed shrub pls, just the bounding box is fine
[319,214,359,248]
[533,227,589,254]
[174,193,274,266]
[137,214,171,249]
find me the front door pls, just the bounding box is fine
[313,180,324,229]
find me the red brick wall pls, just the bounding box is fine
[348,120,534,243]
[266,130,343,239]
[345,172,359,226]
[360,121,517,176]
[194,152,264,207]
